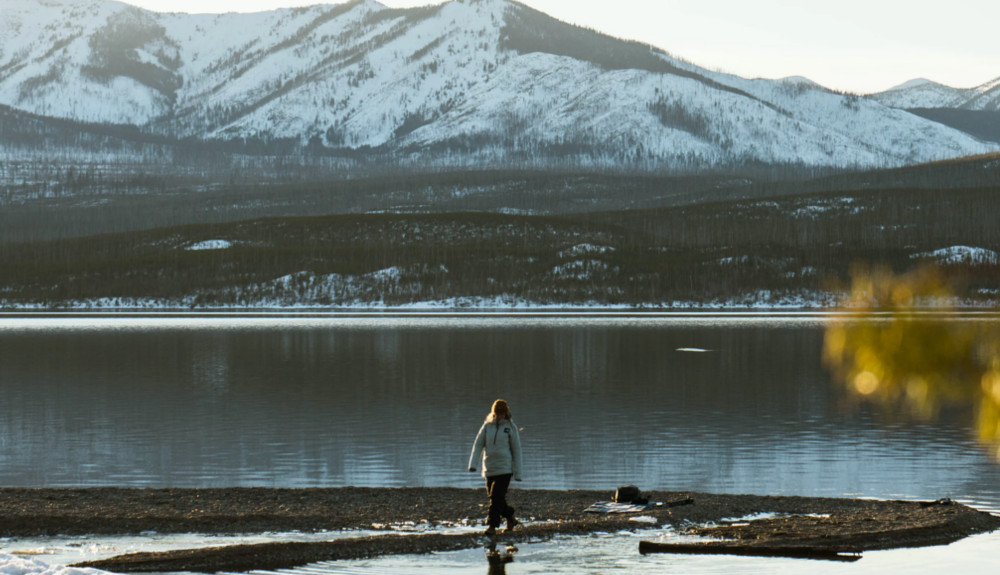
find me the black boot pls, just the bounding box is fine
[504,507,520,532]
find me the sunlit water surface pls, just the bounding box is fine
[1,313,998,574]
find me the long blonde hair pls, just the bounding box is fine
[489,399,512,422]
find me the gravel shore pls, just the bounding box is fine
[0,488,996,572]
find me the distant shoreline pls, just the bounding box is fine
[1,488,997,572]
[3,308,1000,318]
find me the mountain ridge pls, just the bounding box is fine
[870,75,1000,111]
[0,0,996,173]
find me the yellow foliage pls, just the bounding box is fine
[824,264,1000,460]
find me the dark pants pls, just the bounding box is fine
[485,473,515,528]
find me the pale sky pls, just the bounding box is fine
[121,0,999,94]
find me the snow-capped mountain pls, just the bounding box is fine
[870,77,1000,111]
[1,0,996,172]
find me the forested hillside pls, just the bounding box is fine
[3,183,999,309]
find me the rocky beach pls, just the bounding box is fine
[0,488,997,572]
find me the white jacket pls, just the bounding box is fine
[468,416,523,480]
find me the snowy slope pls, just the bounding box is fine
[871,77,1000,111]
[1,0,996,171]
[0,0,168,123]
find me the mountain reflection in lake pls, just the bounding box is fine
[0,315,998,510]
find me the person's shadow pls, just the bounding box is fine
[485,542,516,574]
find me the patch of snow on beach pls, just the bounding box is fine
[720,512,783,523]
[0,553,109,575]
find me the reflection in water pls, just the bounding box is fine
[191,338,230,396]
[824,264,1000,459]
[0,315,998,509]
[485,542,516,575]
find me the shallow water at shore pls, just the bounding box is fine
[334,531,1000,575]
[9,527,995,575]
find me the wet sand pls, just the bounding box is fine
[0,488,997,572]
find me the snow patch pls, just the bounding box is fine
[496,208,537,215]
[13,286,995,311]
[779,76,821,89]
[185,240,233,251]
[549,259,608,280]
[715,255,750,265]
[912,246,1000,265]
[367,266,404,281]
[559,244,615,258]
[0,553,110,575]
[887,78,937,92]
[720,512,783,523]
[790,197,863,218]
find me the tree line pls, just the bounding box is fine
[2,183,999,308]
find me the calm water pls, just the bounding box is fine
[1,314,998,574]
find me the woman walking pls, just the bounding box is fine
[469,399,523,535]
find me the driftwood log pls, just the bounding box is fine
[638,497,1000,562]
[638,540,862,562]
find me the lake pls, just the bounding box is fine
[1,313,998,574]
